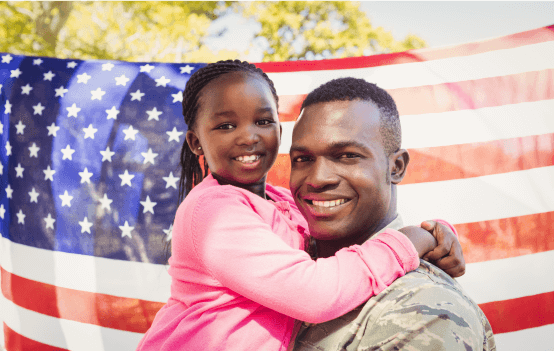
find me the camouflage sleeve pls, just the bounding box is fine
[357,270,495,351]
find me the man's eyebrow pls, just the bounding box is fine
[290,140,371,153]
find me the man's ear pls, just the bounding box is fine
[186,130,203,156]
[389,149,410,184]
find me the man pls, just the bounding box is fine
[288,78,496,350]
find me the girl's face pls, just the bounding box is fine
[186,72,281,187]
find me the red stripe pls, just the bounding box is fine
[404,133,554,184]
[1,267,164,333]
[456,211,554,264]
[4,322,69,351]
[479,291,554,334]
[255,25,554,73]
[276,68,554,122]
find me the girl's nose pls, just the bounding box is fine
[236,125,260,146]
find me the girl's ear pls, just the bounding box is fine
[186,130,203,156]
[279,123,283,146]
[389,149,410,184]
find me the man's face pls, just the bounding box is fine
[290,100,392,241]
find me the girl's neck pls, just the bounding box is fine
[212,173,268,200]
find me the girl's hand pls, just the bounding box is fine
[397,226,437,259]
[420,220,466,278]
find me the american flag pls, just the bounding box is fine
[1,24,554,350]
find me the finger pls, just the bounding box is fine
[444,264,466,278]
[423,244,450,262]
[432,255,461,271]
[420,220,437,232]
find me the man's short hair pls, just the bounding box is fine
[301,77,401,156]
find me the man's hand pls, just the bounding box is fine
[420,220,465,278]
[397,226,437,259]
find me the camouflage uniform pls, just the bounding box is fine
[291,216,496,351]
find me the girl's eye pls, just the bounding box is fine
[216,123,234,130]
[257,119,275,126]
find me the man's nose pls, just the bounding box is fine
[305,158,339,190]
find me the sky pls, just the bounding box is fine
[207,1,554,61]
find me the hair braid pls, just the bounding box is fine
[177,60,279,203]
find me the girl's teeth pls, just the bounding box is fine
[236,155,260,163]
[312,199,346,208]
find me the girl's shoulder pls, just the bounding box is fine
[265,184,294,203]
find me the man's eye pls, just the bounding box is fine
[339,153,359,159]
[293,156,311,163]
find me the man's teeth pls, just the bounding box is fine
[311,199,346,208]
[235,155,260,163]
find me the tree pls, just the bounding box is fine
[0,1,426,63]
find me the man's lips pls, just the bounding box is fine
[301,196,352,217]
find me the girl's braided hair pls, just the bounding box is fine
[178,60,279,203]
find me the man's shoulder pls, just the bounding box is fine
[293,260,496,351]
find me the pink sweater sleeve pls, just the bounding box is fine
[188,189,419,324]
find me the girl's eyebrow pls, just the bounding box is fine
[213,106,275,118]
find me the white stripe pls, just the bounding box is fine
[456,250,554,304]
[278,99,554,153]
[0,236,170,303]
[1,294,143,351]
[494,323,554,351]
[397,166,554,225]
[268,40,554,94]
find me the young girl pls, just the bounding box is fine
[137,60,459,351]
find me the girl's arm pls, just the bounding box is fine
[181,189,428,324]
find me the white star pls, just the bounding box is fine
[77,72,92,84]
[33,58,43,65]
[10,68,22,78]
[59,190,74,207]
[130,89,145,101]
[61,144,75,160]
[0,120,2,134]
[163,172,179,189]
[146,107,162,121]
[43,165,56,181]
[5,141,12,156]
[141,148,158,165]
[171,91,183,103]
[140,64,154,73]
[82,124,98,139]
[155,76,170,87]
[119,221,134,238]
[2,54,13,63]
[79,217,93,234]
[67,61,77,69]
[5,184,13,198]
[78,167,93,184]
[119,170,135,187]
[0,204,5,219]
[140,195,157,214]
[106,106,120,120]
[55,86,69,97]
[16,209,25,224]
[91,87,106,101]
[0,84,2,94]
[4,100,11,114]
[28,142,40,157]
[115,74,130,86]
[122,125,139,140]
[28,187,39,203]
[33,102,45,115]
[100,146,115,162]
[21,84,33,95]
[98,193,113,211]
[15,163,24,178]
[15,120,25,134]
[44,213,56,229]
[66,103,81,118]
[163,224,173,241]
[47,122,60,137]
[43,70,55,81]
[0,162,2,175]
[102,62,114,71]
[166,127,184,142]
[180,65,195,74]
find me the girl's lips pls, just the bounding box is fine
[233,155,263,169]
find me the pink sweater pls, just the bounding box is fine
[136,174,419,351]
